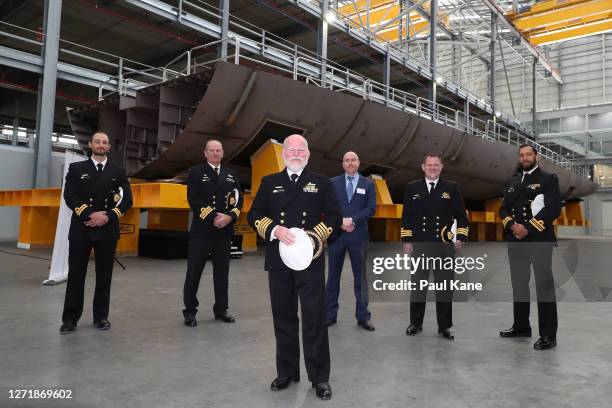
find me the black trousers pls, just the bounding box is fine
[508,243,558,337]
[410,243,454,330]
[62,237,118,324]
[183,231,232,317]
[268,267,330,384]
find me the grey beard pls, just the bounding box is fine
[285,159,308,173]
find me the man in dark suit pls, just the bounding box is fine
[326,151,376,331]
[402,153,469,340]
[499,144,562,350]
[183,139,243,327]
[248,135,340,400]
[60,130,133,334]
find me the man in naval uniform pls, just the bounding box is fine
[499,144,561,350]
[183,139,243,327]
[247,134,340,400]
[60,130,133,334]
[402,153,469,340]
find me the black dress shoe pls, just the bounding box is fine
[93,319,111,330]
[405,324,422,335]
[357,320,375,331]
[326,319,336,327]
[438,328,454,340]
[270,376,300,391]
[214,311,236,323]
[59,322,76,334]
[184,316,197,327]
[534,336,557,350]
[499,327,532,338]
[312,382,332,400]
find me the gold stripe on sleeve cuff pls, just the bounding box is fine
[112,208,122,218]
[502,216,513,228]
[529,218,545,232]
[230,208,241,217]
[314,222,331,241]
[254,217,273,238]
[456,227,469,236]
[400,228,412,237]
[200,206,213,220]
[75,204,88,216]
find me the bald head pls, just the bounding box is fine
[342,151,360,176]
[282,134,310,172]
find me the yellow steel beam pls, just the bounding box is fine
[511,0,612,31]
[528,10,612,35]
[347,5,421,27]
[529,17,612,45]
[338,0,396,16]
[377,19,430,41]
[507,0,591,19]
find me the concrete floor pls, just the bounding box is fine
[1,241,612,408]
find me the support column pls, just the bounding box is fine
[318,0,329,84]
[464,99,470,131]
[428,0,437,102]
[219,0,230,59]
[383,46,391,102]
[490,12,496,113]
[33,0,62,188]
[532,57,537,139]
[12,100,19,146]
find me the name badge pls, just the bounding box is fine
[356,188,366,194]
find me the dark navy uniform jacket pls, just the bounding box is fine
[187,164,243,237]
[247,168,341,271]
[499,166,561,243]
[401,178,469,244]
[64,159,133,241]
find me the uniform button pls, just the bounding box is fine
[436,222,439,225]
[213,195,216,199]
[89,198,93,202]
[301,220,305,224]
[436,216,440,219]
[523,213,527,216]
[280,220,285,224]
[523,207,526,210]
[422,228,426,231]
[104,199,108,202]
[281,212,285,216]
[303,212,307,216]
[422,222,426,226]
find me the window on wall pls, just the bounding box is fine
[562,115,586,132]
[549,118,560,133]
[593,164,612,187]
[537,119,549,134]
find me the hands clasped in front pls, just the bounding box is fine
[510,223,529,240]
[84,211,109,228]
[213,213,232,229]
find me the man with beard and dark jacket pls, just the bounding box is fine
[248,135,340,400]
[60,130,133,334]
[499,144,562,350]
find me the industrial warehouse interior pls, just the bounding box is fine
[1,0,612,407]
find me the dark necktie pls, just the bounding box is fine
[429,182,435,194]
[290,173,298,183]
[97,163,103,173]
[346,176,354,201]
[215,167,220,175]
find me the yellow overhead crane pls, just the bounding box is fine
[338,0,450,42]
[507,0,612,45]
